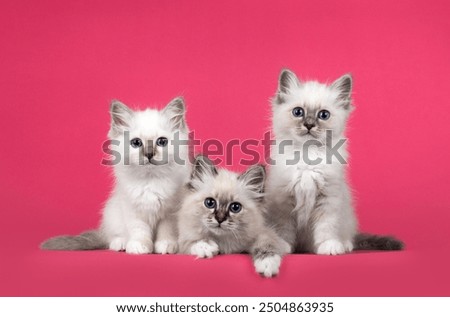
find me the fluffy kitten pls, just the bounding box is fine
[266,69,403,255]
[178,155,290,277]
[41,97,191,254]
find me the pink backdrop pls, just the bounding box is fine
[1,0,449,296]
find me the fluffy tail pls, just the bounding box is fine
[40,230,107,250]
[353,233,404,251]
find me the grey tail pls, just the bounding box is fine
[354,233,404,251]
[40,230,107,250]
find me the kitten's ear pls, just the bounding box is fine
[238,164,266,195]
[191,155,218,181]
[275,69,301,104]
[162,97,187,131]
[331,74,353,109]
[109,100,133,137]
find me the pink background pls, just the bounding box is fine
[1,0,449,296]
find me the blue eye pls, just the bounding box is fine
[130,138,143,148]
[204,197,216,209]
[318,110,330,120]
[292,107,304,117]
[156,137,168,147]
[229,202,242,213]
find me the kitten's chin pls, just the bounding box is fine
[130,158,171,167]
[128,162,156,169]
[295,130,325,143]
[148,158,170,166]
[207,225,227,235]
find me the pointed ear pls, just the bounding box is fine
[191,155,218,181]
[331,74,353,108]
[238,164,266,195]
[162,97,187,131]
[274,69,301,104]
[109,100,133,137]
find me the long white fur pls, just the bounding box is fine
[266,70,357,255]
[101,98,191,254]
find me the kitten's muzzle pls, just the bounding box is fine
[304,123,316,130]
[145,153,153,161]
[143,143,157,162]
[302,115,316,130]
[214,209,229,224]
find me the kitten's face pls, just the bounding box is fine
[187,156,265,236]
[108,97,189,168]
[272,69,353,143]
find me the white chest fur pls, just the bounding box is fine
[287,147,327,192]
[122,176,179,215]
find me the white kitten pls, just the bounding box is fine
[42,97,191,254]
[266,69,403,255]
[178,155,290,277]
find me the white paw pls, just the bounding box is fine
[154,240,177,254]
[109,237,126,251]
[254,255,281,278]
[190,240,219,258]
[344,240,354,252]
[125,240,152,254]
[316,239,346,255]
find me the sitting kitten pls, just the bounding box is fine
[266,69,404,255]
[178,155,290,277]
[41,97,191,254]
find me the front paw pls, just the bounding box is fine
[190,240,219,258]
[155,240,177,254]
[344,240,354,252]
[316,239,346,255]
[254,254,282,278]
[109,237,126,251]
[126,240,153,254]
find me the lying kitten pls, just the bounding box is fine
[178,155,290,277]
[266,69,404,255]
[41,97,191,254]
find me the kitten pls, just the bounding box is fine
[178,155,290,277]
[266,69,404,255]
[41,97,191,254]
